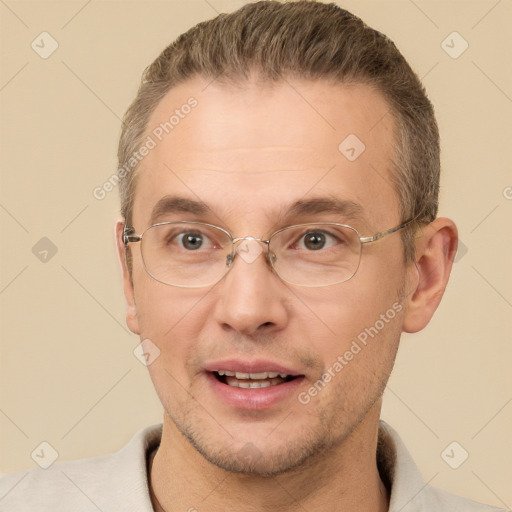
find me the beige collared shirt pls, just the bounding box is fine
[0,421,507,511]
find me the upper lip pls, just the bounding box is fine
[203,358,303,376]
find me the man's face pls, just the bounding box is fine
[123,77,412,475]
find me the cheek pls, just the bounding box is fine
[303,289,403,398]
[132,271,203,365]
[135,284,208,408]
[300,255,405,385]
[298,268,404,346]
[135,282,208,341]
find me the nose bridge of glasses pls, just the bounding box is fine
[229,237,272,266]
[231,236,268,244]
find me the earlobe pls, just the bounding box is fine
[402,218,458,333]
[115,220,140,335]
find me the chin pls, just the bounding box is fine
[172,408,342,477]
[194,435,332,477]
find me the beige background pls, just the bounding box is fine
[1,0,511,507]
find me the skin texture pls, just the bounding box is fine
[115,76,458,512]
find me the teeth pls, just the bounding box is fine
[216,370,289,379]
[224,376,285,388]
[249,381,271,388]
[247,372,267,379]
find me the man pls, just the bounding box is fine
[0,1,507,511]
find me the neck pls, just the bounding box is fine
[149,403,389,512]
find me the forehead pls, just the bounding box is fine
[131,76,398,232]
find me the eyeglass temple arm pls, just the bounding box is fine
[359,217,416,244]
[122,227,141,245]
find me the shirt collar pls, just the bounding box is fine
[134,420,492,512]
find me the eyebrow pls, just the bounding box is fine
[285,197,364,223]
[150,196,210,224]
[149,194,366,228]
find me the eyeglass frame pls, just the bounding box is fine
[122,216,418,288]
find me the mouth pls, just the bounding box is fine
[203,359,306,409]
[212,370,299,389]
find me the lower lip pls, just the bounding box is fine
[205,372,305,410]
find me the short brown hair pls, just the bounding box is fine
[118,0,439,263]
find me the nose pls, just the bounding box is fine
[211,239,289,336]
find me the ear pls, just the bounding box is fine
[402,217,458,333]
[115,220,140,335]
